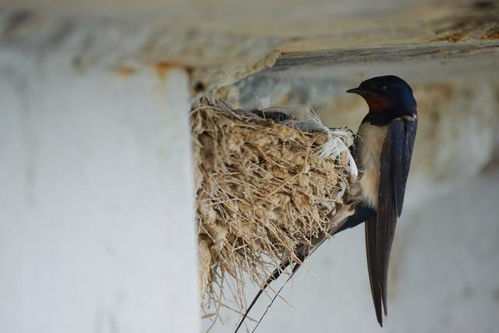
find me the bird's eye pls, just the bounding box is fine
[380,85,387,91]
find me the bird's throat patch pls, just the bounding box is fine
[363,92,391,112]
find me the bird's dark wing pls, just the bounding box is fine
[233,232,332,333]
[233,259,292,333]
[365,116,417,326]
[251,109,291,122]
[365,212,383,324]
[393,117,417,216]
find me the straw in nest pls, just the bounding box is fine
[191,101,355,321]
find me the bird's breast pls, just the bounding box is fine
[356,122,389,208]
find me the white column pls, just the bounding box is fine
[0,53,199,332]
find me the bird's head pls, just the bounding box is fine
[347,75,416,114]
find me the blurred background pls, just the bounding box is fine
[0,0,498,332]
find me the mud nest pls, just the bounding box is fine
[191,101,355,320]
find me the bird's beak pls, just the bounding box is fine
[346,87,367,94]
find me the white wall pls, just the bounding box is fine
[0,49,199,332]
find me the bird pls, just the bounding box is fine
[234,75,418,332]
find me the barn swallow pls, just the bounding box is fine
[340,75,418,325]
[234,75,417,332]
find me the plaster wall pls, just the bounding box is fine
[0,49,199,333]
